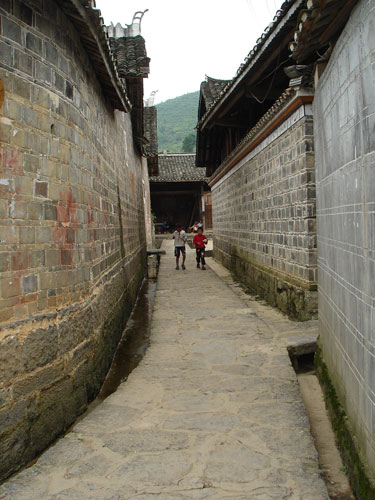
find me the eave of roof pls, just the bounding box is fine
[289,0,358,63]
[150,154,208,183]
[197,0,304,131]
[200,76,230,109]
[208,87,317,188]
[109,36,150,78]
[59,0,131,112]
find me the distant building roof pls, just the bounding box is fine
[200,76,230,108]
[150,154,208,183]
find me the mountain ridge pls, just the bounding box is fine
[156,91,199,153]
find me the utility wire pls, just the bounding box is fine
[247,46,284,104]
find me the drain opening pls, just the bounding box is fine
[287,337,317,374]
[289,351,316,374]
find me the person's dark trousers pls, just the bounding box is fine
[196,248,205,266]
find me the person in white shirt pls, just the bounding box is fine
[173,223,187,270]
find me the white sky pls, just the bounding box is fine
[95,0,285,104]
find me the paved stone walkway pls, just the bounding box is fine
[0,241,329,500]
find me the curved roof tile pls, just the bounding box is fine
[150,154,208,183]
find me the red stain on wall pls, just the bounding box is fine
[52,189,77,266]
[87,193,93,225]
[1,149,22,176]
[11,251,29,271]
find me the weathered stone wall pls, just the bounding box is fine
[0,0,149,480]
[212,102,317,320]
[315,0,375,479]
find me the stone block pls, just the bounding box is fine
[29,250,45,268]
[53,71,64,93]
[0,253,9,272]
[23,153,40,173]
[30,377,76,453]
[13,49,33,76]
[39,272,55,290]
[44,42,58,66]
[0,387,12,408]
[3,99,22,121]
[22,325,58,372]
[44,249,59,267]
[19,226,35,244]
[0,423,31,482]
[1,17,22,44]
[30,85,50,108]
[65,80,73,99]
[22,274,38,294]
[44,203,57,220]
[60,249,72,265]
[36,226,51,243]
[58,54,69,75]
[0,225,17,244]
[55,270,69,288]
[12,361,64,399]
[35,60,52,85]
[27,202,43,220]
[34,180,48,198]
[0,123,11,144]
[0,277,21,298]
[0,400,27,434]
[0,334,22,380]
[12,76,31,100]
[0,200,7,219]
[25,32,43,55]
[0,41,12,67]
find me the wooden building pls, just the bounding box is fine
[149,154,210,232]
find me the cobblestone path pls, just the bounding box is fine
[0,241,329,499]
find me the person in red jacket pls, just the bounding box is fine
[193,227,208,270]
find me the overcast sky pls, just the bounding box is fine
[95,0,285,104]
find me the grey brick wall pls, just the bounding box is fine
[0,0,149,480]
[212,102,317,319]
[315,0,375,475]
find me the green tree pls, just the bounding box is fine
[182,133,196,153]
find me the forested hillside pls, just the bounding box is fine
[156,91,199,153]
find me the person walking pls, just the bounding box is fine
[173,223,187,270]
[193,226,208,270]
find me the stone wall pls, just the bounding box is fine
[315,0,375,478]
[0,0,149,480]
[211,97,317,320]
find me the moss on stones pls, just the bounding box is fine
[214,246,317,321]
[315,345,375,499]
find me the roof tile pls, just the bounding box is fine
[150,154,208,183]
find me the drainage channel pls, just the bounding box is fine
[289,347,355,500]
[97,278,157,401]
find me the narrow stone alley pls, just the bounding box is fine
[0,241,329,500]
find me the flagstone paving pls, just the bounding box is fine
[0,240,328,500]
